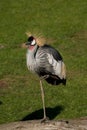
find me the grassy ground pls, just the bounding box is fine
[0,0,87,124]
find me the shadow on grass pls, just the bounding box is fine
[21,105,64,121]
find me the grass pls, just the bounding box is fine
[0,0,87,124]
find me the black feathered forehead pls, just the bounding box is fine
[28,36,35,42]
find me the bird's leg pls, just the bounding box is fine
[40,80,46,120]
[40,79,49,122]
[39,75,50,122]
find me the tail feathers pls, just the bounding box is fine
[62,78,66,85]
[61,62,66,79]
[45,76,66,85]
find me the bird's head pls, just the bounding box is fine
[25,32,46,47]
[25,36,37,50]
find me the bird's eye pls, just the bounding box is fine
[31,39,36,45]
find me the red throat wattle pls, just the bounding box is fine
[29,45,34,50]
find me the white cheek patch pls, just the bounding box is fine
[31,39,36,45]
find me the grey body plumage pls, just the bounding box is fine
[26,43,66,85]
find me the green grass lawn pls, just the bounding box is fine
[0,0,87,124]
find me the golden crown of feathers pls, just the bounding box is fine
[22,32,56,48]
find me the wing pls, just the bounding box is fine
[35,44,66,80]
[41,45,63,61]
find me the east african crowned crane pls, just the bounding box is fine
[25,35,66,121]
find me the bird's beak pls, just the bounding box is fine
[25,42,30,45]
[21,42,31,49]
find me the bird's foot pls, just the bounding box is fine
[41,117,49,123]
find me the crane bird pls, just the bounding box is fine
[25,35,66,121]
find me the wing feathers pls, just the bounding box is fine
[47,52,66,80]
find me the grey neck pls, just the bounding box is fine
[28,44,38,57]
